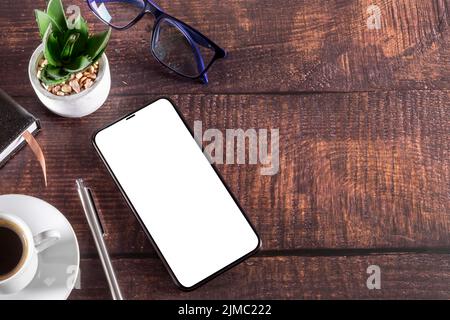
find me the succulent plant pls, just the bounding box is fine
[35,0,111,85]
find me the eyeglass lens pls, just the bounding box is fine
[152,19,215,77]
[89,0,145,28]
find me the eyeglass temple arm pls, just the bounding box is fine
[101,0,146,8]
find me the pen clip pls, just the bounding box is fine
[86,187,106,237]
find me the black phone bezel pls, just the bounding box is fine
[91,97,262,291]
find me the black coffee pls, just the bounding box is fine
[0,226,24,278]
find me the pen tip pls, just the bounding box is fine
[75,178,85,189]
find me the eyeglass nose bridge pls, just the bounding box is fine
[144,0,164,18]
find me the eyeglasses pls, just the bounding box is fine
[86,0,226,84]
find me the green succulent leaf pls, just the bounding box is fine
[68,19,89,57]
[35,9,63,38]
[86,28,111,61]
[45,65,69,79]
[40,73,66,85]
[60,33,79,61]
[72,35,88,58]
[46,0,67,32]
[35,10,51,38]
[63,55,92,73]
[40,65,70,85]
[92,48,106,63]
[43,26,62,67]
[77,17,89,42]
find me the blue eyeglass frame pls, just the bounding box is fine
[86,0,227,84]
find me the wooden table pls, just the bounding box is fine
[0,0,449,299]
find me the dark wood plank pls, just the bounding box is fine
[0,92,448,254]
[69,253,450,299]
[0,0,449,96]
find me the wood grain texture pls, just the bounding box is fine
[0,92,448,255]
[0,0,449,96]
[69,254,450,299]
[0,0,449,299]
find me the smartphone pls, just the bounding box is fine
[92,98,261,290]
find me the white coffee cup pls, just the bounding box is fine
[0,213,60,294]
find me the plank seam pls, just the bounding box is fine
[79,247,450,260]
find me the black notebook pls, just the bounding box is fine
[0,89,41,168]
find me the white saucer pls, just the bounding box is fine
[0,195,79,300]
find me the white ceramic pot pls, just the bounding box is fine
[28,44,111,118]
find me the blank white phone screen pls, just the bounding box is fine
[94,99,260,289]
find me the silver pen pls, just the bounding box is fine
[76,178,124,300]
